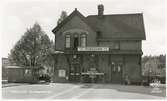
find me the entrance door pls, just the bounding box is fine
[74,34,79,50]
[69,64,81,82]
[111,62,122,84]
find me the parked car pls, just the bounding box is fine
[38,74,51,83]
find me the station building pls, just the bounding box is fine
[52,4,146,84]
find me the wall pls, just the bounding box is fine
[53,54,69,82]
[98,40,141,50]
[53,54,142,83]
[120,41,141,50]
[124,55,142,83]
[89,54,142,83]
[55,16,97,50]
[98,55,109,83]
[99,41,119,49]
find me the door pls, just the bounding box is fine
[111,62,123,84]
[73,34,79,50]
[69,64,81,82]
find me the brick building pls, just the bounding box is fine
[52,4,146,84]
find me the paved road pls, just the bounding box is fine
[2,83,166,99]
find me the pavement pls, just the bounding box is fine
[2,83,166,99]
[2,83,30,88]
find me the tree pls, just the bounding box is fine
[57,11,68,25]
[8,23,54,68]
[142,55,166,77]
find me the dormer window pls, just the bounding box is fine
[65,34,71,48]
[81,33,86,47]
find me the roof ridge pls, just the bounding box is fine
[87,13,143,18]
[52,9,85,33]
[52,9,95,34]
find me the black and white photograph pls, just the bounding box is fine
[0,0,166,99]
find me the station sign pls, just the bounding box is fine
[78,47,109,51]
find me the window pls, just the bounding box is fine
[65,34,70,48]
[81,34,86,47]
[112,62,122,72]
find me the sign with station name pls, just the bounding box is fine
[78,47,109,51]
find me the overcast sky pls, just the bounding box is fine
[0,0,166,57]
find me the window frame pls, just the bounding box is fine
[80,33,87,47]
[65,34,71,49]
[112,62,122,72]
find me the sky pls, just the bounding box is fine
[0,0,166,58]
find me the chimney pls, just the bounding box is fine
[98,4,104,16]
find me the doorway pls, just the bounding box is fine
[74,34,79,50]
[69,63,81,82]
[111,62,123,84]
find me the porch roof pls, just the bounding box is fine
[53,50,143,55]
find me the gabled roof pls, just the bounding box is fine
[52,9,146,40]
[52,8,93,34]
[86,14,146,40]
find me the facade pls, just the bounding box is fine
[52,5,146,84]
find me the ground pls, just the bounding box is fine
[2,83,166,99]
